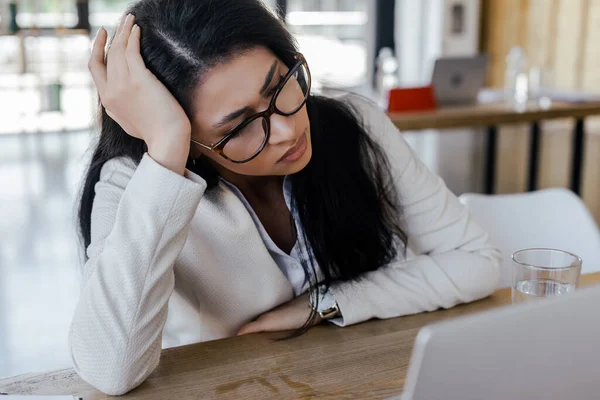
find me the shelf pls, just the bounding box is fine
[0,28,90,38]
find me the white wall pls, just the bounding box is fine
[394,0,484,195]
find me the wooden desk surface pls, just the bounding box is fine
[388,101,600,131]
[2,272,600,400]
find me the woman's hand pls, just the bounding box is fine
[237,293,323,336]
[89,14,191,175]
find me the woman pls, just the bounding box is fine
[71,0,501,395]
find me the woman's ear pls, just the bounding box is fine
[189,126,204,159]
[189,144,203,160]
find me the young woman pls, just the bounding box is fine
[71,0,501,395]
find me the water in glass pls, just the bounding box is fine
[512,278,575,304]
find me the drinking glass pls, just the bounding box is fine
[511,248,582,304]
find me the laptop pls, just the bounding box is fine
[394,284,600,400]
[431,55,488,106]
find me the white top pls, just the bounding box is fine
[68,94,501,395]
[219,177,309,297]
[220,177,342,324]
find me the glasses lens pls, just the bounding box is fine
[275,62,310,114]
[222,117,267,162]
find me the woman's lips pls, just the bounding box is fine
[278,133,307,163]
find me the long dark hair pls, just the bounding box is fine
[78,0,407,336]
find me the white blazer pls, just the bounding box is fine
[69,95,501,395]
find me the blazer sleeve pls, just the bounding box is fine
[329,95,502,327]
[69,154,206,395]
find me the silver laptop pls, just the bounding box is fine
[431,55,488,106]
[396,284,600,400]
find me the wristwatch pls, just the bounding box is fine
[310,286,341,320]
[317,302,341,320]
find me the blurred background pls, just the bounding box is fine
[1,0,600,380]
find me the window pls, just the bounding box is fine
[14,0,77,28]
[285,0,369,90]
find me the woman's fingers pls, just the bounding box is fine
[237,321,264,336]
[117,14,136,53]
[125,24,147,76]
[107,14,135,81]
[115,12,127,37]
[88,27,108,95]
[85,12,192,168]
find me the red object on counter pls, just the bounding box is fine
[387,85,437,112]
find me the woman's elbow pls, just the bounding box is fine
[69,334,160,396]
[463,250,502,302]
[71,351,158,395]
[446,247,502,306]
[80,374,141,396]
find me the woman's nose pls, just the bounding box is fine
[268,113,296,145]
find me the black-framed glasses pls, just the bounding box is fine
[190,53,311,164]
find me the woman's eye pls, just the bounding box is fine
[268,75,285,96]
[227,129,241,139]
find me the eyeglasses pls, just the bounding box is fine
[190,53,311,164]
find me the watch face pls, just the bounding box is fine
[318,295,336,313]
[319,304,340,320]
[310,285,340,319]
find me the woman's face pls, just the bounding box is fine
[189,47,312,177]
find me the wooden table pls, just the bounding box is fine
[2,272,599,400]
[387,101,600,195]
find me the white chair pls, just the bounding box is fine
[459,188,600,288]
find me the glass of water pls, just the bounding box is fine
[511,248,582,304]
